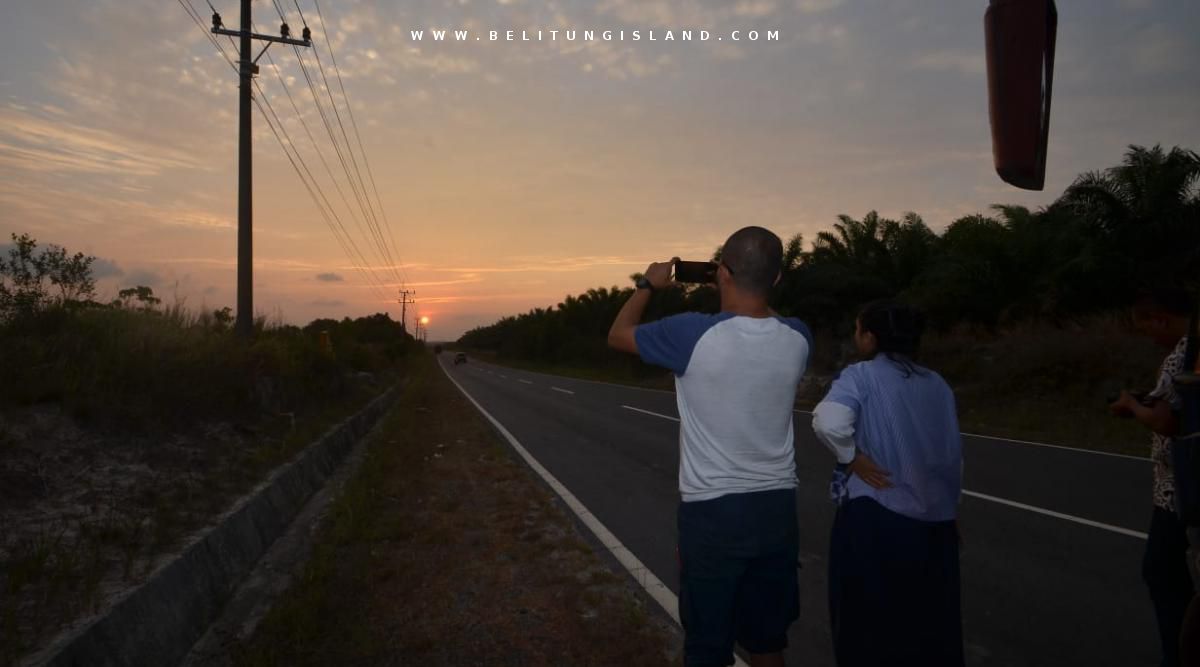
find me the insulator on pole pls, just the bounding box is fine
[212,12,222,30]
[281,22,290,39]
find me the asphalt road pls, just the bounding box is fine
[439,356,1160,666]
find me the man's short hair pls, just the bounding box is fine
[721,226,783,296]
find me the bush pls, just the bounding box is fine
[0,304,414,433]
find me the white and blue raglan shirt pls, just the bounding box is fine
[634,312,813,502]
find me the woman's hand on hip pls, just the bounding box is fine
[848,452,892,490]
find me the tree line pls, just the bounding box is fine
[459,144,1200,365]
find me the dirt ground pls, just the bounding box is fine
[232,354,682,666]
[0,377,385,665]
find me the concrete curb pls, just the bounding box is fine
[25,387,399,667]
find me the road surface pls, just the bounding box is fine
[440,356,1158,666]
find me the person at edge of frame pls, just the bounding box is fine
[811,300,965,667]
[1167,287,1200,667]
[607,226,813,667]
[1110,287,1194,667]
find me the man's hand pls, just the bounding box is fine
[1108,390,1139,418]
[608,258,678,355]
[643,258,678,290]
[849,451,892,490]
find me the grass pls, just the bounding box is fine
[0,305,396,433]
[232,352,680,666]
[0,304,417,664]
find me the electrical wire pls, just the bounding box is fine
[289,0,405,290]
[313,0,410,289]
[251,49,395,299]
[176,0,395,304]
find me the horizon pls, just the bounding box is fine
[2,0,1198,339]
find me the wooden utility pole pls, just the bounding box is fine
[212,1,311,336]
[397,289,416,335]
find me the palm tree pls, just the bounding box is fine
[881,212,939,288]
[1059,144,1200,287]
[811,211,891,271]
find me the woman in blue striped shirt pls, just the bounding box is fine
[812,300,964,667]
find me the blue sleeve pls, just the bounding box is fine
[824,364,863,412]
[634,313,714,375]
[777,316,814,351]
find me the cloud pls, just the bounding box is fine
[315,272,345,282]
[1127,24,1187,74]
[796,0,843,12]
[733,1,779,18]
[123,268,164,286]
[310,299,346,307]
[435,255,646,274]
[0,105,200,177]
[910,50,985,75]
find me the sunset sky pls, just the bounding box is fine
[1,0,1197,339]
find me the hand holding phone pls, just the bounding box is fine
[673,261,717,284]
[642,258,678,290]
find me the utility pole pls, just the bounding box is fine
[212,2,311,336]
[397,289,416,335]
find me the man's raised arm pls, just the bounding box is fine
[607,258,677,355]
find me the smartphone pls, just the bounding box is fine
[673,261,717,284]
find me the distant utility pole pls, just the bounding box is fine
[397,289,416,335]
[212,1,311,336]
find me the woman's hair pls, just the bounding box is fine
[858,300,927,377]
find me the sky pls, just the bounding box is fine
[1,0,1197,340]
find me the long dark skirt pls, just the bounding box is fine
[828,497,964,667]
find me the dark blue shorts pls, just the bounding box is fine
[678,488,800,667]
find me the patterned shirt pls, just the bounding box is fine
[1149,337,1188,511]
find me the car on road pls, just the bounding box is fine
[454,352,468,365]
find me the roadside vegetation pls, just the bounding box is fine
[0,234,417,663]
[233,353,680,666]
[458,145,1200,455]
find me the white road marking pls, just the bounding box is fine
[794,409,1150,462]
[499,374,508,379]
[621,405,680,422]
[962,490,1147,540]
[551,387,575,395]
[959,432,1150,462]
[518,379,533,385]
[436,364,750,663]
[623,400,1144,539]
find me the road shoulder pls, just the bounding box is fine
[231,354,681,666]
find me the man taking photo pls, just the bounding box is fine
[608,226,813,667]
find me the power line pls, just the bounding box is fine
[294,0,405,289]
[251,29,396,297]
[178,0,402,319]
[313,0,409,289]
[286,42,396,288]
[251,81,394,303]
[252,93,392,304]
[273,1,407,292]
[177,0,238,75]
[259,51,386,285]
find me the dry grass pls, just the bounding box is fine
[232,354,680,667]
